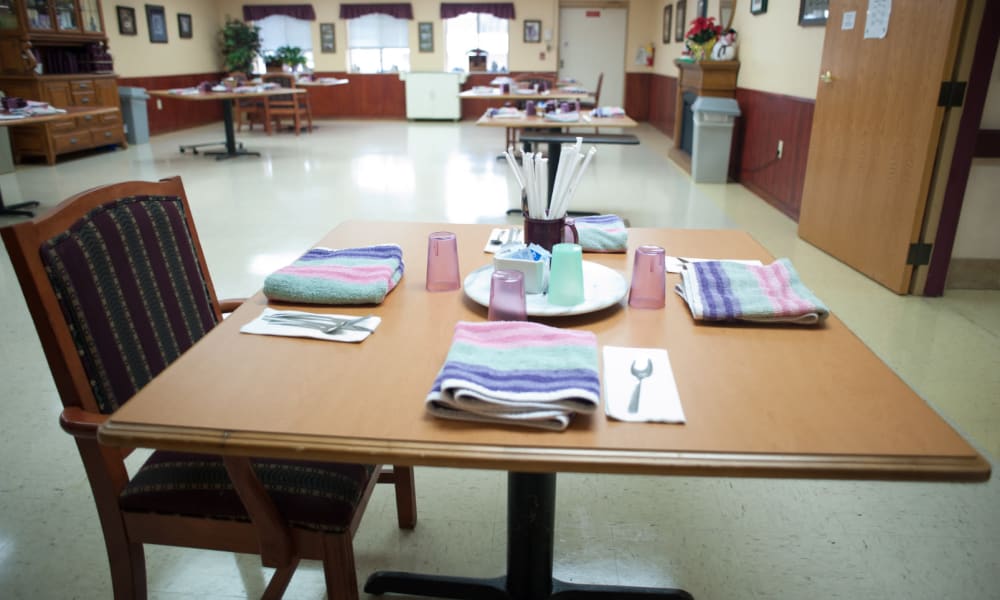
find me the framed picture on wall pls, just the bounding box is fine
[798,0,828,26]
[524,19,541,43]
[662,5,672,44]
[675,0,686,43]
[177,13,192,39]
[116,6,136,35]
[145,5,167,43]
[750,0,768,15]
[418,22,433,52]
[696,0,708,18]
[320,23,335,53]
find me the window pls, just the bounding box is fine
[444,12,508,73]
[347,13,410,73]
[253,15,314,73]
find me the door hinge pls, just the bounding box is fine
[938,81,967,108]
[907,243,933,266]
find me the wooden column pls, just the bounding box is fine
[669,59,740,173]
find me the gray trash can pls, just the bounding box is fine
[118,86,151,144]
[691,97,741,183]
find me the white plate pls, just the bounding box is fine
[463,261,628,317]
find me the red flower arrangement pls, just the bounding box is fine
[686,16,722,45]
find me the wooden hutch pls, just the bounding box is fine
[0,0,125,164]
[669,59,739,173]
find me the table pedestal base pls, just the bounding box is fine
[364,473,693,600]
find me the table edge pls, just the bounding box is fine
[98,422,991,482]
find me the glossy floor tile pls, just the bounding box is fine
[0,119,997,599]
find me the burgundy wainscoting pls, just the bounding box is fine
[649,73,676,137]
[460,73,507,120]
[732,88,814,220]
[308,72,405,118]
[118,73,226,135]
[624,72,650,122]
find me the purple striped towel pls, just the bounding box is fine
[263,245,403,305]
[426,321,600,431]
[674,259,829,325]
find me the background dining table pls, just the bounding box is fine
[98,221,990,599]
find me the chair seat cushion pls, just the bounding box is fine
[120,451,375,533]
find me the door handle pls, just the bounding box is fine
[819,70,834,84]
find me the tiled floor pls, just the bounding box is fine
[0,119,997,599]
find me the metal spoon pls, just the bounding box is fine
[627,358,653,414]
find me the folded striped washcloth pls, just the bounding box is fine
[263,245,404,305]
[426,321,601,431]
[675,258,829,325]
[573,214,627,253]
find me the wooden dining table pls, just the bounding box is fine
[149,87,306,159]
[98,222,990,600]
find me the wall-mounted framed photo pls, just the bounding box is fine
[116,6,137,35]
[418,22,433,52]
[662,5,672,44]
[177,13,192,39]
[523,19,541,43]
[319,22,335,53]
[145,4,167,43]
[674,0,686,43]
[696,0,708,18]
[750,0,767,15]
[798,0,828,26]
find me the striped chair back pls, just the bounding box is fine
[39,195,219,413]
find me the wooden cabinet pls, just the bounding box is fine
[0,0,123,164]
[4,73,125,163]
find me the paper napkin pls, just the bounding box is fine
[602,346,685,424]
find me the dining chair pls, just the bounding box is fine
[261,73,312,135]
[1,177,417,600]
[230,71,269,134]
[578,72,604,134]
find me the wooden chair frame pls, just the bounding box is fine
[261,73,313,135]
[1,177,416,600]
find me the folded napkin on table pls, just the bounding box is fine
[426,321,601,431]
[573,214,627,253]
[675,258,829,325]
[263,244,403,305]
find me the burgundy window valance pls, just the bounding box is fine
[339,3,414,20]
[440,3,515,20]
[243,4,316,21]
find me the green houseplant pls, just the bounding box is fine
[219,18,261,75]
[274,45,307,72]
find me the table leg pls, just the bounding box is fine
[203,100,261,160]
[364,472,693,600]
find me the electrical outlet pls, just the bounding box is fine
[777,140,784,159]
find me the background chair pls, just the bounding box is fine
[261,73,313,135]
[1,177,416,600]
[578,72,604,134]
[230,71,270,134]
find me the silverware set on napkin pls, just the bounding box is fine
[263,312,375,334]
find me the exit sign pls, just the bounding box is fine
[586,10,601,17]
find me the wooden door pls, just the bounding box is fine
[797,0,966,293]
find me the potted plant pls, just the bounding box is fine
[263,52,284,72]
[219,18,261,75]
[684,16,722,61]
[274,45,307,72]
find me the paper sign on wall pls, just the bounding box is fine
[841,11,856,30]
[864,0,891,39]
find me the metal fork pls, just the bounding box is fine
[627,358,653,414]
[264,313,374,334]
